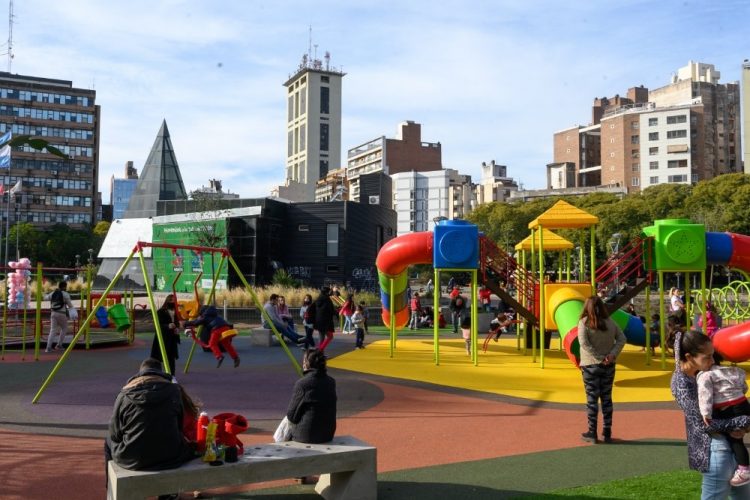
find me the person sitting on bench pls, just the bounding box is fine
[105,358,196,500]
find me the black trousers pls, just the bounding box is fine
[581,363,616,432]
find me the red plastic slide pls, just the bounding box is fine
[375,232,434,328]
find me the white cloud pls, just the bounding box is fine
[3,0,746,202]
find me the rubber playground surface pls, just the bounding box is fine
[0,328,727,499]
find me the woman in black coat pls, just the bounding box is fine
[313,286,337,350]
[150,295,181,375]
[286,349,337,443]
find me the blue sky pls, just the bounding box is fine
[4,0,748,201]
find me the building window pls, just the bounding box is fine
[630,135,639,144]
[319,160,329,179]
[667,129,687,139]
[287,96,293,122]
[650,176,659,184]
[299,124,306,150]
[649,132,659,141]
[326,223,339,257]
[320,123,329,151]
[632,177,640,187]
[666,115,687,124]
[321,75,329,83]
[649,147,658,155]
[631,149,639,158]
[631,122,639,130]
[300,90,306,116]
[294,92,299,119]
[667,159,688,168]
[287,130,293,157]
[609,152,615,158]
[610,138,615,144]
[668,175,688,183]
[648,117,658,126]
[320,87,330,114]
[632,163,640,172]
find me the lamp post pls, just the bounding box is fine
[75,254,81,281]
[87,248,94,266]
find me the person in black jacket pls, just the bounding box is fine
[150,295,181,375]
[313,286,337,351]
[105,358,195,489]
[286,349,337,443]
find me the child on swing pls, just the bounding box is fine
[184,305,240,368]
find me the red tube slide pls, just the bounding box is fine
[376,232,434,328]
[710,232,750,362]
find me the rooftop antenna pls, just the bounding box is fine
[7,0,14,72]
[308,25,312,62]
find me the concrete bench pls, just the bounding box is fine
[107,435,376,500]
[250,327,275,347]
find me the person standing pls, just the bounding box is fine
[339,295,355,334]
[286,349,337,444]
[300,294,316,348]
[409,292,422,330]
[150,295,181,375]
[352,305,366,349]
[577,296,626,443]
[672,330,750,498]
[45,280,74,353]
[314,287,337,350]
[449,290,466,334]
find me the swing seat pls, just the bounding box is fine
[179,300,201,320]
[220,328,238,340]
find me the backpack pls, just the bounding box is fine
[51,289,65,311]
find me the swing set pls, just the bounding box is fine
[32,241,302,404]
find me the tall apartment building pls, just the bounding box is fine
[391,168,472,235]
[277,52,345,202]
[345,121,442,204]
[474,160,518,204]
[550,62,741,192]
[743,59,750,173]
[110,161,138,220]
[0,72,99,227]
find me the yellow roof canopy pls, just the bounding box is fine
[515,228,574,251]
[528,200,599,230]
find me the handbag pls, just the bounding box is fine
[68,307,78,320]
[273,416,295,443]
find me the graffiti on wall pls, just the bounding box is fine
[351,266,378,291]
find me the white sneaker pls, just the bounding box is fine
[731,468,750,487]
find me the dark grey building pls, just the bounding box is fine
[156,197,396,290]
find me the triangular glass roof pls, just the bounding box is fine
[123,120,187,218]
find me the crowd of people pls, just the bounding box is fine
[98,275,750,499]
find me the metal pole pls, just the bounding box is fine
[4,191,10,268]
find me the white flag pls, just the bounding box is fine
[9,179,21,196]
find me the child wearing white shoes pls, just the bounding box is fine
[698,352,750,487]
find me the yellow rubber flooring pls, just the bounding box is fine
[328,337,733,404]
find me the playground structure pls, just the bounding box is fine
[32,241,305,404]
[376,200,750,368]
[0,261,137,360]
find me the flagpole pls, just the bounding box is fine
[4,188,9,268]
